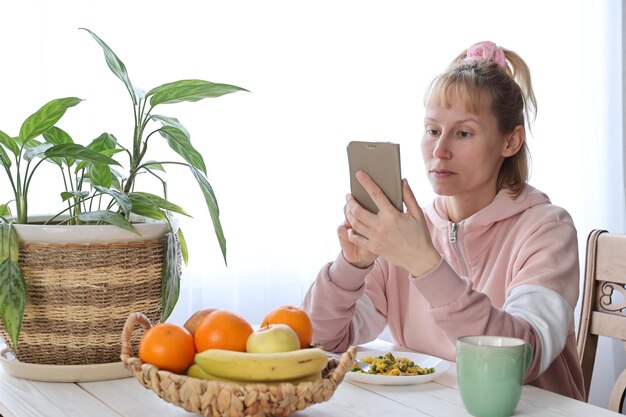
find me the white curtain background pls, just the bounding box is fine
[0,0,622,409]
[578,0,625,410]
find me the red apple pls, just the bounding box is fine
[183,307,218,336]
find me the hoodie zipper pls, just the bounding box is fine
[449,222,469,277]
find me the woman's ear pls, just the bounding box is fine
[502,125,525,157]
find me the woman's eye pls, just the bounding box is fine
[426,129,439,136]
[458,130,471,138]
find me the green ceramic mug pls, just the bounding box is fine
[456,336,533,417]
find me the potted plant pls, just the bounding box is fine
[0,28,247,366]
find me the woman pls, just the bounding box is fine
[302,41,585,400]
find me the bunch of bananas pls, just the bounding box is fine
[181,306,327,384]
[189,347,328,384]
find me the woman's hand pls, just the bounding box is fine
[344,171,441,277]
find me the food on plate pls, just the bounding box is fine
[246,323,301,353]
[139,322,196,374]
[194,309,253,353]
[351,352,435,376]
[262,305,313,349]
[194,347,328,382]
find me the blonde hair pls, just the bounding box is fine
[424,47,537,198]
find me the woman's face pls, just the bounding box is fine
[421,94,507,202]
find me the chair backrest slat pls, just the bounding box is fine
[590,311,626,341]
[596,233,626,286]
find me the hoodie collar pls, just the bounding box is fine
[425,184,551,230]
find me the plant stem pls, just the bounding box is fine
[45,194,98,224]
[14,147,24,223]
[16,195,26,224]
[2,165,17,199]
[125,101,152,195]
[23,157,49,207]
[59,166,73,216]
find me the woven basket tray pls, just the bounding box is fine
[121,312,356,417]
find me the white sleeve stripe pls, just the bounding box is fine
[351,295,387,345]
[502,284,573,374]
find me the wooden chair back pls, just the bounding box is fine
[577,229,626,412]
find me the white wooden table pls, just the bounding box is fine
[0,339,620,417]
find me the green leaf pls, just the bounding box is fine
[18,97,82,144]
[127,194,167,220]
[74,149,123,173]
[0,259,25,349]
[177,227,189,265]
[0,130,19,156]
[23,138,42,149]
[0,223,19,262]
[43,127,75,166]
[161,231,181,321]
[109,169,122,191]
[61,191,90,202]
[80,28,137,105]
[45,143,121,166]
[77,211,139,234]
[157,125,206,174]
[87,133,117,152]
[150,115,190,139]
[0,204,10,217]
[0,224,26,348]
[130,192,191,217]
[0,144,10,168]
[94,186,131,215]
[190,167,226,264]
[147,79,248,107]
[134,87,146,101]
[43,126,74,145]
[99,148,125,157]
[89,164,113,188]
[143,161,166,172]
[23,142,53,162]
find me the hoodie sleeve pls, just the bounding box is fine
[301,252,387,352]
[412,219,578,382]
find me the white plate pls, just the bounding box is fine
[0,346,132,382]
[344,350,450,386]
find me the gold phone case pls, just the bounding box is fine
[347,141,402,213]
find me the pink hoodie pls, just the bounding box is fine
[302,184,585,400]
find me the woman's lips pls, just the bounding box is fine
[430,169,455,178]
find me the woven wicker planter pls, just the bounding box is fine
[0,217,170,365]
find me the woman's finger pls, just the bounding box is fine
[402,179,422,218]
[355,170,396,213]
[347,227,370,247]
[345,192,374,236]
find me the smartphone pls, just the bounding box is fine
[347,141,403,213]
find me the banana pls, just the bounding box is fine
[187,364,322,385]
[194,347,328,382]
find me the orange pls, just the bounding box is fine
[262,305,313,349]
[194,309,253,352]
[138,322,195,374]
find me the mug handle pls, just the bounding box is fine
[524,344,534,373]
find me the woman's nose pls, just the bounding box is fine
[432,135,451,159]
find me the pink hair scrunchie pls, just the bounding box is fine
[464,41,506,69]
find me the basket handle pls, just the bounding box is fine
[329,345,357,384]
[120,312,152,365]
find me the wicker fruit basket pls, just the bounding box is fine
[121,312,356,417]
